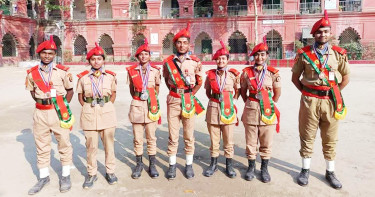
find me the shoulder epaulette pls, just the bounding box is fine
[77,70,89,79]
[242,66,252,72]
[56,64,70,71]
[27,65,39,74]
[205,69,216,75]
[189,55,201,62]
[267,66,279,74]
[331,45,347,55]
[229,68,240,76]
[151,65,161,70]
[126,64,138,71]
[298,46,311,54]
[105,70,116,76]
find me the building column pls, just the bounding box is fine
[111,0,130,19]
[85,0,97,19]
[146,0,162,19]
[16,0,28,17]
[178,0,194,18]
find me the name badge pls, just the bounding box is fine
[329,71,335,81]
[50,89,57,97]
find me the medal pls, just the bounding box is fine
[94,70,101,78]
[218,95,223,102]
[99,99,105,107]
[46,92,51,98]
[140,91,149,101]
[255,93,263,100]
[319,72,326,79]
[91,99,97,107]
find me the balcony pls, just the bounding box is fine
[339,1,362,12]
[262,4,283,15]
[300,2,321,14]
[162,8,179,19]
[130,9,147,20]
[227,5,248,16]
[194,7,213,18]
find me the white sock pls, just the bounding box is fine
[39,167,50,179]
[169,155,176,165]
[302,158,311,169]
[186,154,193,165]
[326,160,335,172]
[62,165,71,177]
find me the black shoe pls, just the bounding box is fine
[105,173,118,185]
[82,175,98,189]
[185,165,195,179]
[325,171,342,189]
[149,155,159,178]
[131,155,144,179]
[204,157,218,177]
[296,169,310,186]
[59,175,71,193]
[225,158,237,178]
[260,159,271,183]
[245,160,256,181]
[167,165,176,180]
[28,176,50,195]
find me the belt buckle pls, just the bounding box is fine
[42,99,48,105]
[177,88,185,94]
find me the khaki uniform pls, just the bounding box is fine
[128,66,161,156]
[240,66,281,160]
[163,55,203,156]
[76,70,117,176]
[25,63,73,169]
[205,70,240,158]
[292,46,350,160]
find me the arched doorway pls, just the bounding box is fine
[99,34,114,55]
[227,0,248,16]
[194,0,213,18]
[194,32,212,55]
[52,35,62,63]
[162,0,179,18]
[162,33,176,55]
[132,34,146,56]
[266,30,283,59]
[339,27,362,59]
[130,0,148,20]
[2,33,17,57]
[29,36,36,60]
[228,31,248,54]
[73,35,88,56]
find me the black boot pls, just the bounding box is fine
[225,158,237,178]
[148,155,159,178]
[167,165,176,180]
[296,169,310,186]
[131,155,143,179]
[325,171,342,189]
[105,173,118,185]
[245,160,256,181]
[59,175,71,193]
[204,157,218,177]
[82,175,97,189]
[28,176,50,195]
[185,165,195,179]
[260,159,271,183]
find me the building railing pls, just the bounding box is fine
[300,2,321,14]
[162,8,179,19]
[194,7,213,18]
[98,10,113,19]
[72,10,86,20]
[48,13,62,20]
[339,1,362,12]
[227,5,248,16]
[262,4,283,15]
[130,9,147,20]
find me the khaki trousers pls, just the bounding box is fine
[84,127,116,176]
[207,123,234,158]
[244,124,275,160]
[33,109,72,169]
[132,122,157,156]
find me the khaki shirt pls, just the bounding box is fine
[128,66,161,123]
[205,70,240,125]
[292,45,350,87]
[241,66,281,125]
[76,70,117,130]
[25,63,73,98]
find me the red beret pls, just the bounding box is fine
[86,42,105,60]
[310,10,331,34]
[135,38,150,57]
[173,23,191,43]
[36,35,57,53]
[249,37,268,57]
[212,41,229,60]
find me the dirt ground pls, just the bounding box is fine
[0,64,374,197]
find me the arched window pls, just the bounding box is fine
[162,33,176,55]
[99,34,114,55]
[132,34,146,55]
[29,36,36,59]
[339,27,362,60]
[300,0,321,14]
[98,0,112,19]
[262,0,283,15]
[194,32,212,54]
[266,30,283,59]
[73,0,86,20]
[162,0,179,19]
[228,31,248,54]
[194,0,213,18]
[339,0,362,12]
[339,27,361,44]
[130,0,148,20]
[74,35,88,56]
[2,33,17,57]
[227,0,248,16]
[47,0,62,20]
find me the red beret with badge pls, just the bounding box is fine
[86,42,105,60]
[310,10,331,35]
[135,38,150,57]
[36,35,57,53]
[173,23,191,43]
[249,36,268,57]
[212,41,229,60]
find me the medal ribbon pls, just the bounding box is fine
[312,44,329,69]
[254,64,267,91]
[89,73,104,98]
[139,63,151,92]
[215,68,228,94]
[38,63,53,90]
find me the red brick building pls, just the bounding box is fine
[1,0,375,65]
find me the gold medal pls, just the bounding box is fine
[94,70,101,77]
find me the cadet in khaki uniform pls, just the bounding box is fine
[240,39,281,183]
[76,43,118,189]
[292,11,350,189]
[26,36,74,195]
[163,23,205,180]
[126,38,161,179]
[203,41,240,178]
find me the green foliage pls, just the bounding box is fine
[362,42,375,60]
[294,40,304,50]
[339,42,363,60]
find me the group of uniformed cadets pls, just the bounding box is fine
[25,10,349,195]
